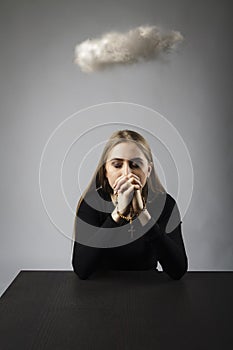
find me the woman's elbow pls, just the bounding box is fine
[73,265,90,280]
[72,258,91,280]
[172,256,188,280]
[168,256,188,280]
[171,268,187,280]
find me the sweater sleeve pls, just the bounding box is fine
[72,193,125,280]
[142,194,188,280]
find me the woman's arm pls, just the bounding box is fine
[72,241,102,280]
[72,192,124,279]
[139,194,188,280]
[146,222,188,280]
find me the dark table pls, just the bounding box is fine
[0,271,232,350]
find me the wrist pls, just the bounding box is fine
[111,208,121,223]
[138,209,151,226]
[133,196,147,217]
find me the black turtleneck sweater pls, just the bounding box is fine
[72,189,188,280]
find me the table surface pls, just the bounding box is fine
[0,271,233,350]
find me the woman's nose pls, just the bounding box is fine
[123,161,131,175]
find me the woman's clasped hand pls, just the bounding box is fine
[113,173,143,215]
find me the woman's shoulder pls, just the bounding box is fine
[149,191,176,209]
[164,192,178,210]
[78,187,113,216]
[149,192,181,232]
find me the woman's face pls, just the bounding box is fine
[105,142,152,190]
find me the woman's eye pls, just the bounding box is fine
[130,162,139,168]
[111,162,140,169]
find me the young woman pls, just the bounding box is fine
[72,130,188,280]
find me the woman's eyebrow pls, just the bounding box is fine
[131,157,144,163]
[109,157,144,162]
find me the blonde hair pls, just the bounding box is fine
[75,129,165,215]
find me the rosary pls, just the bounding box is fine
[115,192,146,238]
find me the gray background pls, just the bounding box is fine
[1,0,233,296]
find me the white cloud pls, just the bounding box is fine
[74,25,184,73]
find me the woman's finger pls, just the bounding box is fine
[118,181,134,194]
[116,184,135,213]
[113,173,140,189]
[114,176,142,193]
[132,189,144,212]
[116,178,142,195]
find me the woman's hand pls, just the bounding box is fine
[132,189,151,226]
[132,189,144,215]
[113,174,142,214]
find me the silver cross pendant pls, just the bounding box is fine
[128,225,135,239]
